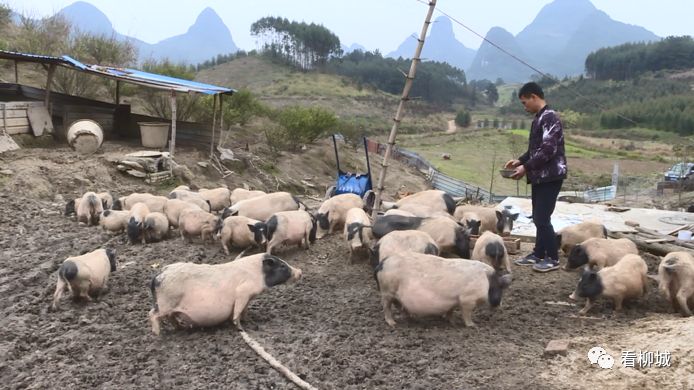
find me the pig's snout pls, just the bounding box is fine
[292,267,303,282]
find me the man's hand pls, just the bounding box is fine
[504,159,521,169]
[511,164,526,180]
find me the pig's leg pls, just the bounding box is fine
[443,308,455,323]
[149,309,162,335]
[52,278,66,309]
[579,298,593,315]
[265,240,274,255]
[381,296,396,327]
[460,302,476,327]
[613,296,624,312]
[676,289,692,316]
[232,295,252,328]
[223,241,231,256]
[303,230,310,250]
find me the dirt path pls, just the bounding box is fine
[0,145,690,389]
[446,119,457,134]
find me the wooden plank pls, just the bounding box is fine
[610,231,694,256]
[6,125,31,135]
[667,225,693,236]
[0,109,28,119]
[644,237,676,244]
[0,117,29,127]
[28,106,53,136]
[1,101,44,110]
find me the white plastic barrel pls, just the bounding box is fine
[138,122,169,148]
[66,119,104,154]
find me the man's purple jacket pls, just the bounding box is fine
[518,105,567,184]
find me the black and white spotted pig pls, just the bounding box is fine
[51,248,117,309]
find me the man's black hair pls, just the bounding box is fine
[518,82,544,99]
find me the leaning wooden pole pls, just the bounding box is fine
[371,0,437,217]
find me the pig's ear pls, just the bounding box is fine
[512,213,519,221]
[496,210,502,219]
[247,224,257,232]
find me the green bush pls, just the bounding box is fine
[455,110,471,127]
[275,106,338,149]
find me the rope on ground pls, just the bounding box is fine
[237,326,318,390]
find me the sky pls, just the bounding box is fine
[5,0,693,52]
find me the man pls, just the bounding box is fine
[505,82,567,272]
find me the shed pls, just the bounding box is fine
[0,49,235,156]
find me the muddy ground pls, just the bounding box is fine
[0,144,691,389]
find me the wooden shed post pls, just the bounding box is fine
[44,64,57,112]
[115,80,121,105]
[14,60,18,83]
[170,90,177,157]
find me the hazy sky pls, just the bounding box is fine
[5,0,693,52]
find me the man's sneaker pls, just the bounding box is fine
[533,258,560,273]
[514,253,542,266]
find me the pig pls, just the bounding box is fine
[315,193,364,238]
[64,197,81,217]
[384,209,416,217]
[230,188,267,205]
[265,210,317,254]
[144,212,170,242]
[113,193,169,213]
[556,221,607,255]
[127,203,150,244]
[460,211,482,235]
[454,205,519,236]
[392,190,456,216]
[148,253,302,334]
[76,192,103,226]
[375,253,512,327]
[566,238,638,270]
[163,199,203,228]
[178,209,223,243]
[173,185,190,191]
[168,189,212,211]
[471,231,511,274]
[658,251,694,316]
[572,253,648,315]
[51,248,117,309]
[344,207,373,260]
[370,230,439,265]
[371,215,471,258]
[222,192,306,222]
[199,187,232,211]
[98,209,130,233]
[97,192,114,210]
[220,216,268,255]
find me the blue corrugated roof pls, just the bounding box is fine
[0,50,234,95]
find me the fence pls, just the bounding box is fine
[368,139,500,202]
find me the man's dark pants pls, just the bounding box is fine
[531,179,563,260]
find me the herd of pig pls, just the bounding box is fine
[55,188,694,337]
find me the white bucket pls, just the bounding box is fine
[677,230,692,241]
[138,122,169,149]
[66,119,104,154]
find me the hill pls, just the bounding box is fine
[468,0,659,81]
[57,2,237,64]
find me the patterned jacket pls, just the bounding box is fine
[518,106,567,184]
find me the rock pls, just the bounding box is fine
[53,194,64,203]
[0,169,14,176]
[197,162,209,168]
[39,260,56,273]
[543,339,570,357]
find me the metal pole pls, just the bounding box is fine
[371,0,437,217]
[170,91,177,157]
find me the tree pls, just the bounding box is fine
[485,83,499,105]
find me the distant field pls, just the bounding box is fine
[400,128,671,195]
